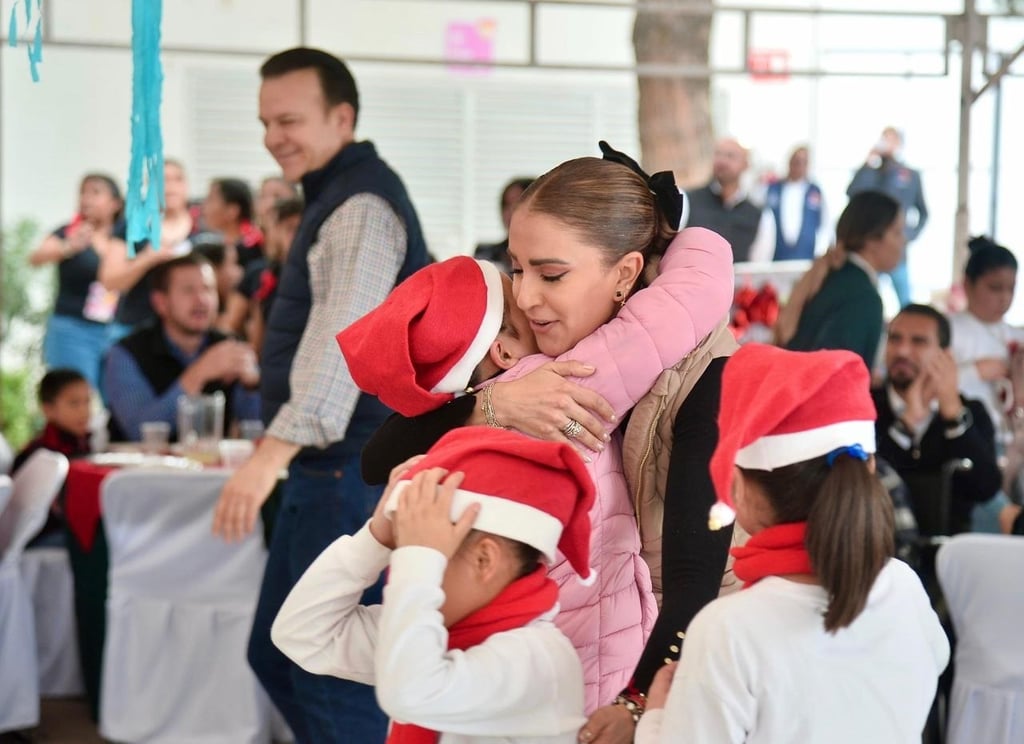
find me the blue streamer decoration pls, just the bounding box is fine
[7,6,17,48]
[125,0,165,254]
[8,0,43,80]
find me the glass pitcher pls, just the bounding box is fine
[177,392,225,465]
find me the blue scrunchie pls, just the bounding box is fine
[825,444,869,468]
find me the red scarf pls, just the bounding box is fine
[386,566,559,744]
[730,521,813,588]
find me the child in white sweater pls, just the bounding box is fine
[272,427,595,743]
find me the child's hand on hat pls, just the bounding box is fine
[369,455,427,549]
[394,468,480,559]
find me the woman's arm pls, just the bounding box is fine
[29,225,89,266]
[98,240,172,291]
[361,360,618,485]
[631,358,733,692]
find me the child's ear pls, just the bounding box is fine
[488,338,521,372]
[472,535,504,583]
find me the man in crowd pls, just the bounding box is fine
[847,126,928,306]
[872,304,1001,535]
[765,145,828,261]
[103,253,259,442]
[211,47,429,741]
[686,136,775,263]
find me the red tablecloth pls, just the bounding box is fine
[65,461,116,552]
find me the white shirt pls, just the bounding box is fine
[636,559,949,744]
[949,310,1024,441]
[271,525,587,743]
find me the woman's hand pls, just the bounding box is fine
[487,361,616,453]
[578,704,634,743]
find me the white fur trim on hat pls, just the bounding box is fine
[384,481,563,564]
[735,420,876,472]
[430,260,505,395]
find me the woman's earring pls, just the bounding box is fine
[614,289,626,308]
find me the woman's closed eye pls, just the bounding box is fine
[541,272,567,283]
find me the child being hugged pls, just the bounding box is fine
[636,344,950,744]
[271,427,595,743]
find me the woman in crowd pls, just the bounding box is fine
[782,190,905,370]
[949,237,1022,448]
[254,174,298,230]
[201,177,264,268]
[29,173,126,389]
[99,158,198,335]
[360,146,735,714]
[636,344,949,744]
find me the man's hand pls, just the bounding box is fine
[213,435,298,542]
[927,350,963,420]
[369,454,427,549]
[393,469,478,558]
[487,361,616,454]
[999,503,1022,535]
[900,370,933,430]
[183,340,256,394]
[577,704,634,743]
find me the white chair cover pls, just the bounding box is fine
[99,469,272,744]
[0,450,69,733]
[937,534,1024,744]
[21,547,85,696]
[0,433,12,474]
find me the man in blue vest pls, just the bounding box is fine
[847,127,929,307]
[212,48,429,742]
[765,145,828,262]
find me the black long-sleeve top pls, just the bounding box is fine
[872,387,1002,534]
[359,360,732,696]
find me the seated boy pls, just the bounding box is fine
[13,368,93,544]
[271,427,593,742]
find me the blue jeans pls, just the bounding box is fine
[43,314,111,391]
[248,456,387,744]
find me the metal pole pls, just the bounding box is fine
[990,53,1003,238]
[953,0,975,283]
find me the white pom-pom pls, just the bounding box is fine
[576,567,597,587]
[708,502,736,532]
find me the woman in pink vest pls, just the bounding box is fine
[359,143,734,714]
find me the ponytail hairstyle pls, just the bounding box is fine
[741,452,895,633]
[517,151,679,296]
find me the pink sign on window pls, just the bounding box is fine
[445,19,496,75]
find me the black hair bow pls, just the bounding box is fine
[599,140,683,230]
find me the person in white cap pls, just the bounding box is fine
[635,344,949,744]
[272,427,595,743]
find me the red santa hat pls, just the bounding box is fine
[336,257,505,416]
[708,344,877,530]
[384,427,596,584]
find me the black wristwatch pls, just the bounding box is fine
[941,407,972,438]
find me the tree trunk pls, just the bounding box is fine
[633,0,714,189]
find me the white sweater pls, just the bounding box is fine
[949,311,1024,441]
[271,524,587,743]
[636,559,949,744]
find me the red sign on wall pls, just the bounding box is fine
[747,49,790,82]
